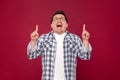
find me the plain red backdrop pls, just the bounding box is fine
[0,0,120,80]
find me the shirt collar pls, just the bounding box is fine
[48,31,74,43]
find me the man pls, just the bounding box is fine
[27,10,92,80]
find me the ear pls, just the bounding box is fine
[66,23,68,28]
[50,24,53,28]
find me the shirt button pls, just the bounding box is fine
[52,57,55,61]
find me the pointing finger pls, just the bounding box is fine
[35,25,38,32]
[83,24,86,31]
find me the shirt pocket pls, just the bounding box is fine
[42,41,53,52]
[67,40,77,53]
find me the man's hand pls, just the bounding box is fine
[82,24,90,41]
[31,25,39,41]
[30,25,39,50]
[82,24,90,51]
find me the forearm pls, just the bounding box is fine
[27,40,41,60]
[82,42,92,53]
[30,40,37,51]
[82,40,89,51]
[80,42,92,60]
[27,41,36,59]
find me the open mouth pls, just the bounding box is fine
[57,24,62,28]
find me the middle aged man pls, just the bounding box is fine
[27,10,92,80]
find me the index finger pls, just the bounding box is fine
[83,24,86,31]
[35,25,38,32]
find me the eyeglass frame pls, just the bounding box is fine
[53,17,66,22]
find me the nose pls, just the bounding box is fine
[57,18,62,22]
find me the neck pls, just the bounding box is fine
[54,31,66,35]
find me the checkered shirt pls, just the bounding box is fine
[27,31,92,80]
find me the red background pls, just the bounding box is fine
[0,0,120,80]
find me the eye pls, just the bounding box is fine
[53,17,58,21]
[53,17,66,22]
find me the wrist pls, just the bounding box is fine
[83,40,89,51]
[30,40,37,51]
[83,39,89,44]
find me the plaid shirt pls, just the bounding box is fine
[27,31,92,80]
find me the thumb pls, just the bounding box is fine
[35,25,38,32]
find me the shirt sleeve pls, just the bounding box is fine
[27,35,43,60]
[76,36,92,60]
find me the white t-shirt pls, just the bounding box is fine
[53,32,66,80]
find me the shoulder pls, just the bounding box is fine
[67,32,82,44]
[38,31,54,41]
[67,32,81,40]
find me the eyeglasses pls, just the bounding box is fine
[53,17,66,22]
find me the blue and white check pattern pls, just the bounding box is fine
[27,31,92,80]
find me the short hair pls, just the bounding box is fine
[50,10,68,23]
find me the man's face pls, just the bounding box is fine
[51,14,68,34]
